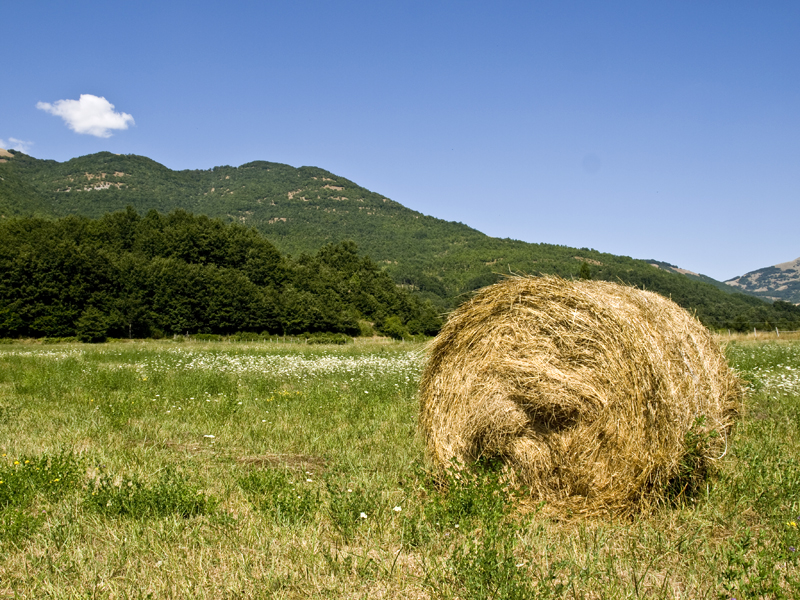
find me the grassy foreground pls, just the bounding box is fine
[0,339,798,599]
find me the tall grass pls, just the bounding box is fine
[0,338,798,598]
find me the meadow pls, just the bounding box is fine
[0,338,798,599]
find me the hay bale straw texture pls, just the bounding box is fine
[419,276,741,516]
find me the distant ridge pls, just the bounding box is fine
[646,259,758,296]
[725,257,800,304]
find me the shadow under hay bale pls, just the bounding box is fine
[419,276,742,517]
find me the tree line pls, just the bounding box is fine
[0,208,442,341]
[1,204,798,342]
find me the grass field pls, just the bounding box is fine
[0,338,798,599]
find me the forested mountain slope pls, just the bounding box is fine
[2,150,797,331]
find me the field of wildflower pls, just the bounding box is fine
[0,338,798,598]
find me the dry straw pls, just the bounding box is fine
[419,276,741,516]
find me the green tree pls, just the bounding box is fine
[76,307,108,343]
[381,315,409,340]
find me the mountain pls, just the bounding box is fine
[2,149,799,331]
[646,260,755,295]
[725,258,800,304]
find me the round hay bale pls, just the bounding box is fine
[419,276,741,516]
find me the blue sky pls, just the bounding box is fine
[3,1,798,281]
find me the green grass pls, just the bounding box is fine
[0,338,798,598]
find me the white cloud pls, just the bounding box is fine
[37,94,134,138]
[0,137,33,154]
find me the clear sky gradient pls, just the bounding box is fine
[3,1,798,281]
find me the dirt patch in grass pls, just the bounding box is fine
[238,453,327,472]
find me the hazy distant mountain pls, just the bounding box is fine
[2,149,798,330]
[725,258,800,304]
